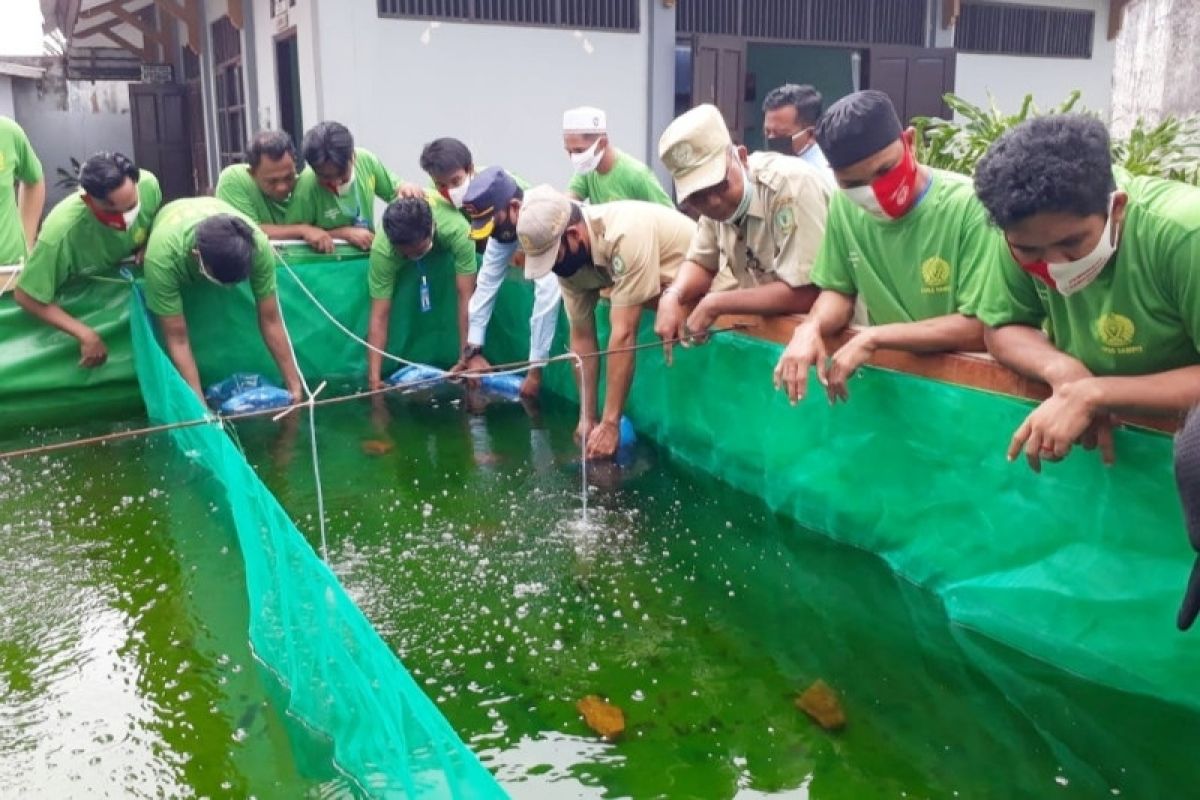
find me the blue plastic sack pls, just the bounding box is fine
[220,386,293,415]
[386,364,448,389]
[479,373,524,400]
[205,373,274,407]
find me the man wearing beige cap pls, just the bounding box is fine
[518,185,696,459]
[563,106,673,207]
[655,103,830,360]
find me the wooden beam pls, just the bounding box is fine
[108,5,167,47]
[153,0,201,54]
[72,17,119,40]
[942,0,961,29]
[80,0,135,19]
[100,26,147,59]
[228,0,245,30]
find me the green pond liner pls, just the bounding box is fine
[0,245,1194,788]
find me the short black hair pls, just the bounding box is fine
[195,214,257,284]
[301,121,355,172]
[79,152,138,200]
[419,137,473,177]
[974,115,1116,229]
[247,130,297,169]
[382,197,434,248]
[763,84,824,128]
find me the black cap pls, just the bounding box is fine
[461,166,520,241]
[815,90,904,170]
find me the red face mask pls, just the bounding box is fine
[83,195,129,231]
[843,141,920,220]
[437,186,452,203]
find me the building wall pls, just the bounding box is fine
[12,66,134,209]
[0,77,15,119]
[1111,0,1200,134]
[300,0,654,194]
[936,0,1115,119]
[249,0,321,135]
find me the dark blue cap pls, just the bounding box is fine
[461,166,520,240]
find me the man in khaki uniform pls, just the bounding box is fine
[655,103,830,362]
[518,185,696,460]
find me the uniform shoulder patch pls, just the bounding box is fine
[611,254,626,275]
[774,205,796,234]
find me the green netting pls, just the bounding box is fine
[485,281,1199,715]
[127,284,504,798]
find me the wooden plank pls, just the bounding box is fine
[228,0,245,30]
[100,26,147,59]
[108,5,167,46]
[80,0,135,19]
[153,0,201,54]
[941,0,961,29]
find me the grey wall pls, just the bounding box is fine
[298,0,653,199]
[0,78,15,119]
[12,64,134,210]
[1111,0,1200,134]
[936,0,1115,120]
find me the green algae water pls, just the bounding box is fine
[0,419,358,799]
[229,391,1200,799]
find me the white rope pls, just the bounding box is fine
[274,247,591,524]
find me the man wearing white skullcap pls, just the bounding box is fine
[562,105,673,207]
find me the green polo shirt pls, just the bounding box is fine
[368,193,477,300]
[142,197,276,317]
[972,170,1200,376]
[812,170,995,325]
[0,116,44,265]
[17,170,162,303]
[215,163,316,226]
[301,148,400,232]
[568,149,673,207]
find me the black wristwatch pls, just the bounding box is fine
[461,344,484,361]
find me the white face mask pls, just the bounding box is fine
[447,179,471,209]
[843,185,890,220]
[1021,194,1121,296]
[337,165,356,196]
[721,158,754,225]
[122,202,141,230]
[570,139,604,175]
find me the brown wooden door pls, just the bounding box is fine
[129,83,196,202]
[691,35,747,143]
[868,46,957,123]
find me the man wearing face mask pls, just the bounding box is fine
[762,83,836,189]
[972,114,1200,471]
[14,152,161,368]
[518,186,697,459]
[455,167,560,399]
[216,130,328,252]
[773,90,992,405]
[563,106,673,207]
[142,197,304,403]
[299,121,423,252]
[419,137,481,211]
[366,194,478,390]
[655,103,830,362]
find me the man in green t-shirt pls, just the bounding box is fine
[774,90,991,405]
[298,121,422,251]
[143,197,303,403]
[972,114,1200,471]
[0,116,45,266]
[215,130,329,252]
[14,152,161,367]
[563,106,673,207]
[365,193,478,389]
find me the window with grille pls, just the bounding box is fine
[955,2,1094,58]
[376,0,640,32]
[677,0,927,46]
[211,16,246,168]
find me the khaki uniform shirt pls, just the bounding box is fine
[686,151,829,289]
[559,200,697,324]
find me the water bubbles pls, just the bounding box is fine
[631,690,645,702]
[1055,775,1070,787]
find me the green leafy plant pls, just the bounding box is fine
[54,157,82,190]
[912,92,1200,186]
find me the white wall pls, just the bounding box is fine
[949,0,1115,119]
[248,0,321,133]
[1111,0,1200,135]
[305,0,652,190]
[12,72,134,209]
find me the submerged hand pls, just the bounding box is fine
[586,420,620,460]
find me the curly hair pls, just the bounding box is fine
[974,115,1115,229]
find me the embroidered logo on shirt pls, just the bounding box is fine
[611,254,626,275]
[920,257,951,293]
[1096,312,1139,352]
[774,206,795,234]
[133,228,148,246]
